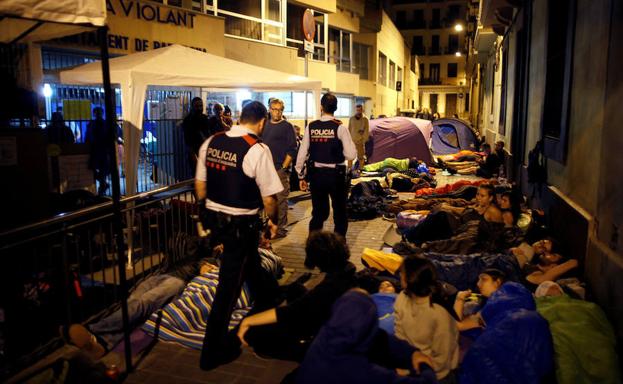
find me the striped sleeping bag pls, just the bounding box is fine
[142,271,252,350]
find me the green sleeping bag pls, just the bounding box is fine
[536,295,622,384]
[363,157,411,172]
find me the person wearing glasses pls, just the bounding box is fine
[261,98,298,239]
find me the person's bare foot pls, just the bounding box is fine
[63,324,106,359]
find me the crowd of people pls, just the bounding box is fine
[57,95,620,384]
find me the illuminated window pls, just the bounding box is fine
[378,52,387,86]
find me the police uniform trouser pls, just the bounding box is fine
[200,210,279,367]
[308,166,348,236]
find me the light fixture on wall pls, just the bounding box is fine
[455,52,462,57]
[454,24,463,32]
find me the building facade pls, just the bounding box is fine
[18,0,415,126]
[387,0,469,119]
[467,0,623,348]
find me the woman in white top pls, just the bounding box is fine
[394,255,459,383]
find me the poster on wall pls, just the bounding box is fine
[63,100,92,120]
[148,101,162,120]
[165,96,182,119]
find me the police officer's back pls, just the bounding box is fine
[195,101,282,370]
[295,93,357,236]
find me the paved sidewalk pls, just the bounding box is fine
[124,191,394,384]
[125,173,479,383]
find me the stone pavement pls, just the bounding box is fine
[271,190,393,272]
[125,173,480,384]
[124,190,395,384]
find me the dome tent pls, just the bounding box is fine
[365,117,433,165]
[431,118,480,155]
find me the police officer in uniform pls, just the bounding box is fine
[295,93,357,236]
[195,101,283,370]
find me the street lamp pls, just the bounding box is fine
[454,24,463,32]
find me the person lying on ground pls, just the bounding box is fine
[363,157,420,172]
[61,235,218,359]
[522,252,578,291]
[509,237,555,267]
[140,243,289,350]
[454,143,502,177]
[395,255,459,382]
[416,189,524,254]
[61,235,283,359]
[458,274,554,384]
[403,183,503,246]
[235,231,359,361]
[367,237,576,293]
[372,281,398,335]
[294,289,437,384]
[534,281,622,384]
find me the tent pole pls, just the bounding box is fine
[98,26,133,374]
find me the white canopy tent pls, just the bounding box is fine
[61,44,323,196]
[0,0,106,43]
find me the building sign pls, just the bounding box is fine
[302,9,316,42]
[47,0,225,56]
[106,0,196,28]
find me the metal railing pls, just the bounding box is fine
[0,180,197,380]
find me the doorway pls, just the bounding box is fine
[430,94,438,114]
[445,93,457,117]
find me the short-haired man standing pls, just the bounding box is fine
[196,101,282,370]
[182,97,210,171]
[261,98,298,238]
[348,104,369,168]
[295,93,357,236]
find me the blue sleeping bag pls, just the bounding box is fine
[424,252,522,291]
[372,293,397,335]
[460,282,554,384]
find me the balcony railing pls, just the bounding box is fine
[412,46,426,56]
[428,46,442,55]
[419,78,442,85]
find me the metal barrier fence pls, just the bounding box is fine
[32,117,194,197]
[0,180,197,380]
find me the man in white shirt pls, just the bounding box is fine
[295,93,357,236]
[195,101,283,370]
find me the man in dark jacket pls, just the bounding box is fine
[294,93,357,236]
[181,97,210,171]
[236,231,359,361]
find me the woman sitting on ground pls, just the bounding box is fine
[404,183,503,246]
[434,183,503,223]
[455,270,555,384]
[235,231,359,361]
[395,255,459,383]
[498,190,521,228]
